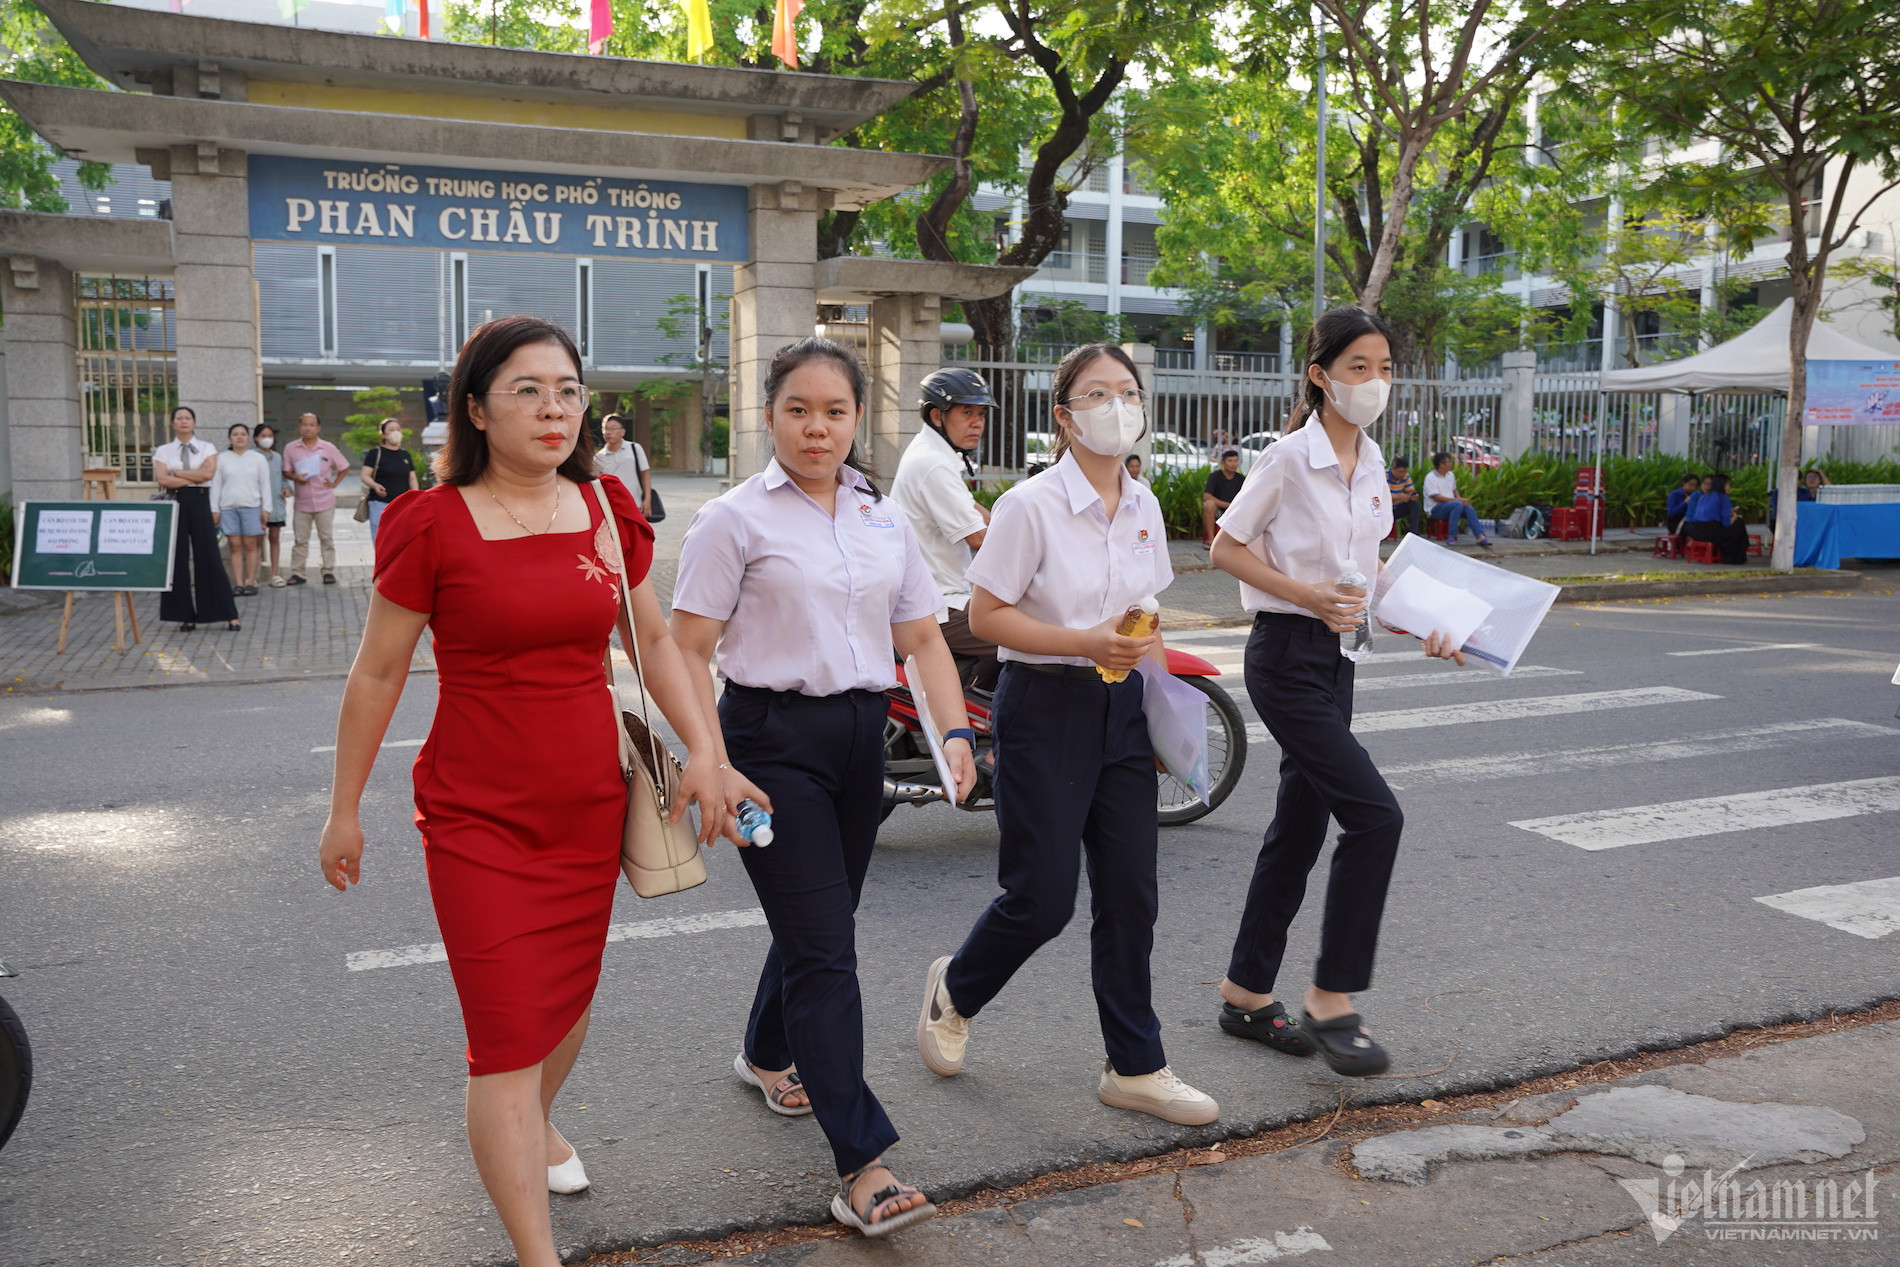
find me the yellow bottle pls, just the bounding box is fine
[1098,595,1160,683]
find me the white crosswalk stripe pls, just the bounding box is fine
[1666,642,1820,657]
[1243,685,1715,743]
[1755,877,1900,940]
[1509,777,1900,850]
[1382,719,1900,786]
[345,907,767,972]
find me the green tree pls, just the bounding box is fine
[1548,0,1900,569]
[0,0,112,211]
[344,386,403,454]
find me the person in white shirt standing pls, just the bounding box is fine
[1422,452,1492,548]
[594,414,652,517]
[153,405,240,631]
[892,368,1000,690]
[209,422,276,596]
[916,343,1221,1130]
[1208,307,1467,1079]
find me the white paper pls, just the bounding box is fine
[1137,660,1211,805]
[1376,567,1494,650]
[35,509,92,555]
[903,655,961,804]
[294,454,326,481]
[1372,535,1561,677]
[97,508,157,555]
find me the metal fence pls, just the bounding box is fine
[76,275,177,486]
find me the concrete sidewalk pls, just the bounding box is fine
[592,1015,1900,1266]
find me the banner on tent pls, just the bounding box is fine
[1804,360,1900,426]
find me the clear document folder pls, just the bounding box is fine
[1372,535,1561,676]
[1136,659,1211,805]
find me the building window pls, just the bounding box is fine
[576,259,593,362]
[319,247,336,357]
[451,254,468,352]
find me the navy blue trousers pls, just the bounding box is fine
[944,665,1167,1077]
[1229,612,1403,996]
[719,684,898,1178]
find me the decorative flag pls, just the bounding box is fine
[770,0,801,68]
[277,0,309,19]
[589,0,612,53]
[685,0,712,61]
[417,0,430,38]
[383,0,404,34]
[168,0,183,12]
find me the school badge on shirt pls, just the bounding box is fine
[1133,528,1159,558]
[1371,495,1383,514]
[858,503,895,529]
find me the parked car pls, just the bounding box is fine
[1147,430,1211,473]
[1452,435,1502,468]
[1234,429,1282,472]
[1024,430,1059,475]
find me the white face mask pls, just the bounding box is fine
[1322,374,1391,428]
[257,435,274,449]
[1066,396,1146,457]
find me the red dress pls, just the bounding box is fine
[374,477,655,1076]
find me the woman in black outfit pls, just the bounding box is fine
[361,418,419,541]
[154,405,240,632]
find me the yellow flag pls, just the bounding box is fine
[686,0,713,61]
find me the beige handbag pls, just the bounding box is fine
[595,481,707,897]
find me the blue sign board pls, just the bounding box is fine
[1804,359,1900,426]
[247,155,749,262]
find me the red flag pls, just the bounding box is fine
[771,0,802,68]
[417,0,429,38]
[589,0,612,53]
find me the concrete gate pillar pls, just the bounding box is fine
[165,144,260,440]
[1498,349,1537,459]
[730,182,819,482]
[1655,391,1690,457]
[1,255,82,500]
[866,291,940,478]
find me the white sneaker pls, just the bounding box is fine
[1097,1063,1220,1126]
[547,1127,589,1194]
[916,955,971,1077]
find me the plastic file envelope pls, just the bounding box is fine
[1136,659,1211,805]
[1372,535,1561,676]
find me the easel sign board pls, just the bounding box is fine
[9,500,177,591]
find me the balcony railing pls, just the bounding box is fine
[1038,250,1108,284]
[1122,255,1160,285]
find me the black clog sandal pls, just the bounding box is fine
[1219,1001,1317,1057]
[1302,1011,1391,1077]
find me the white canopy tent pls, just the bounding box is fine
[1599,298,1895,393]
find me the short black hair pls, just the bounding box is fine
[1431,451,1452,468]
[1219,448,1240,459]
[1392,455,1410,468]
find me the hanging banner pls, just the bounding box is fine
[247,156,748,262]
[1804,359,1900,426]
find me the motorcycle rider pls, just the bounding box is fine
[891,368,1002,692]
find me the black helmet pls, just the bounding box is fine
[919,368,993,426]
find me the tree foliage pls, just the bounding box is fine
[0,0,111,212]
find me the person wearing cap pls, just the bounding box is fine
[1202,448,1244,547]
[892,367,1002,691]
[915,342,1220,1130]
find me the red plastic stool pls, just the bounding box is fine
[1685,539,1718,564]
[1426,518,1449,541]
[1746,533,1764,557]
[1652,534,1684,559]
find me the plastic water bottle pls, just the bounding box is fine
[1335,562,1373,663]
[735,798,774,847]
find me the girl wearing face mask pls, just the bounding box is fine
[915,343,1221,1129]
[1206,307,1465,1079]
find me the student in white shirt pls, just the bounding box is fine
[891,368,1000,690]
[153,405,240,631]
[670,337,975,1240]
[594,414,652,516]
[209,422,276,595]
[916,343,1221,1129]
[1422,453,1492,547]
[1208,307,1466,1078]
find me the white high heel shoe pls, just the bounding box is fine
[547,1126,590,1194]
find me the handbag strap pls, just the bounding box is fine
[593,480,666,790]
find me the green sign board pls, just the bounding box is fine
[9,500,178,591]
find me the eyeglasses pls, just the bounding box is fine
[1062,388,1149,408]
[484,384,592,414]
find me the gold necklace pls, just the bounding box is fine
[484,478,561,535]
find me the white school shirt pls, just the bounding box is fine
[1216,417,1393,617]
[964,450,1174,665]
[208,446,274,514]
[672,458,940,696]
[891,426,987,619]
[595,442,647,487]
[1422,467,1459,505]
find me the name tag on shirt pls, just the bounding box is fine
[857,504,895,529]
[1133,542,1159,558]
[1371,494,1385,516]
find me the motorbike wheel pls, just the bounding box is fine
[0,992,30,1151]
[1158,675,1249,827]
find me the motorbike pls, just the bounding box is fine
[0,958,30,1152]
[882,648,1249,826]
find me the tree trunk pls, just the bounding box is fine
[1773,272,1822,571]
[1357,132,1424,311]
[818,209,862,259]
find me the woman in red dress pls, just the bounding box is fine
[318,316,749,1267]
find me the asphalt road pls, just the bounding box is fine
[1,589,1897,1265]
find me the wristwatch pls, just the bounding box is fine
[942,728,976,747]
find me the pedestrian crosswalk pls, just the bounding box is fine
[1167,630,1900,944]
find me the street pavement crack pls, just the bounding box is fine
[1172,1168,1200,1264]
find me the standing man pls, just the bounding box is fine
[1202,447,1244,547]
[1386,455,1422,537]
[892,368,1000,690]
[595,413,652,517]
[283,412,351,584]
